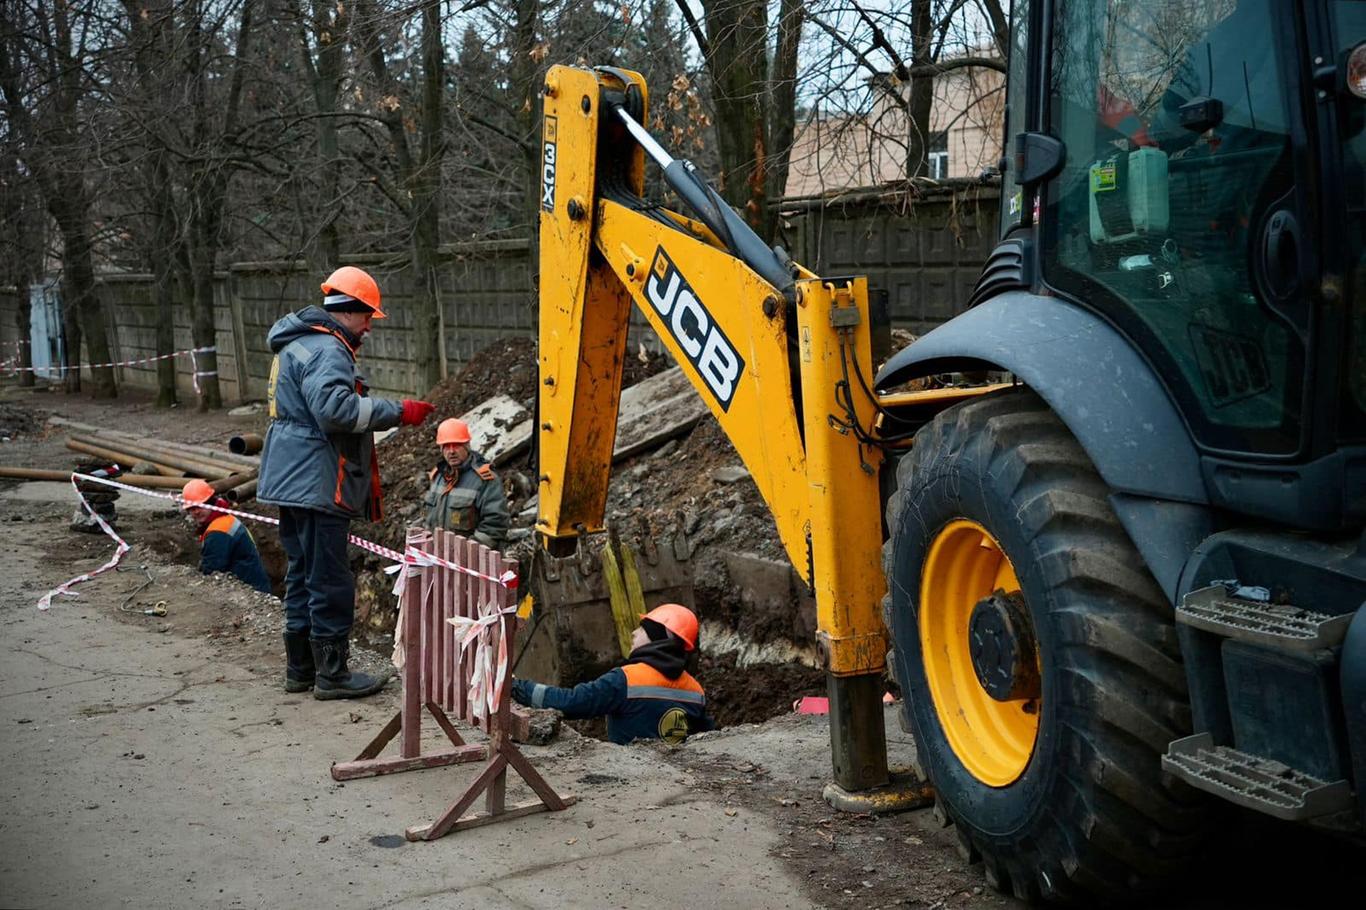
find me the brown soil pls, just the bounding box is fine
[121,509,291,597]
[0,400,47,439]
[695,652,826,728]
[3,337,830,735]
[667,740,1015,910]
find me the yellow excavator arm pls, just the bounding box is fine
[536,65,891,791]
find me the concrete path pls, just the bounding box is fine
[0,530,812,910]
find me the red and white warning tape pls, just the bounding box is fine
[2,344,217,377]
[449,603,515,720]
[37,471,516,610]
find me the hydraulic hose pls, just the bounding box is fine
[608,103,795,302]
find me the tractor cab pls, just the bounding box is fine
[1018,0,1366,527]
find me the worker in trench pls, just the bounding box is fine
[181,479,272,595]
[511,604,714,745]
[421,417,510,549]
[257,266,436,699]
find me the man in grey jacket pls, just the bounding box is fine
[422,418,511,549]
[258,266,435,699]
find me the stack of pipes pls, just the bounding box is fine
[35,417,261,501]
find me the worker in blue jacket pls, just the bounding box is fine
[182,479,271,594]
[512,603,714,745]
[257,266,435,698]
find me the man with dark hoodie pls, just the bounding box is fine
[257,266,435,699]
[422,417,510,549]
[511,603,713,745]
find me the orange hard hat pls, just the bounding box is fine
[320,266,385,319]
[641,603,699,651]
[436,418,472,446]
[182,478,215,506]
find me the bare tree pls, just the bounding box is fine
[287,0,352,267]
[673,0,803,243]
[0,139,43,386]
[118,0,182,406]
[0,0,117,397]
[350,0,446,391]
[179,0,260,411]
[795,0,1009,190]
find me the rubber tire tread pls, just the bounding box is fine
[881,388,1208,904]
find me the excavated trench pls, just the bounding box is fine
[350,337,832,729]
[92,337,839,730]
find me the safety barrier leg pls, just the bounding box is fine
[406,559,576,840]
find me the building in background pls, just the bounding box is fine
[785,55,1005,197]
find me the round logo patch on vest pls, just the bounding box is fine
[658,707,690,745]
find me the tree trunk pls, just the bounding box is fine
[302,0,348,267]
[766,0,803,236]
[703,0,771,236]
[151,156,180,408]
[509,0,541,291]
[0,138,38,387]
[409,0,444,393]
[14,278,33,387]
[124,0,180,407]
[54,199,116,398]
[906,0,935,179]
[183,0,254,410]
[189,195,223,411]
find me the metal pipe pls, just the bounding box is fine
[224,478,258,503]
[228,433,263,456]
[0,465,188,489]
[209,470,258,496]
[65,439,186,477]
[67,434,234,479]
[150,437,258,469]
[47,417,260,468]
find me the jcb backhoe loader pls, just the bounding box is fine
[535,1,1366,901]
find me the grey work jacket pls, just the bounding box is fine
[422,452,510,549]
[257,307,403,520]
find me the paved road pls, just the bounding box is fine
[0,527,813,910]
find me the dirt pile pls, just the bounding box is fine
[351,337,676,634]
[365,336,541,534]
[0,401,47,440]
[695,652,825,728]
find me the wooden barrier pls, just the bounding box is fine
[332,527,575,840]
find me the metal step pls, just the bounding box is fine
[1177,585,1352,653]
[1162,734,1353,821]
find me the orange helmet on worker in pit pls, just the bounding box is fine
[640,603,699,652]
[320,266,385,319]
[436,418,471,446]
[181,478,215,507]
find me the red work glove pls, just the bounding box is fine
[400,399,435,426]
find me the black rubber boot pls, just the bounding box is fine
[283,632,315,693]
[311,636,388,700]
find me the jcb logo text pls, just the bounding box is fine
[541,117,557,212]
[646,248,745,410]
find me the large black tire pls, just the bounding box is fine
[883,388,1208,903]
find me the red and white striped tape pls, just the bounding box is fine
[36,486,132,610]
[447,602,516,721]
[2,344,216,375]
[37,471,515,610]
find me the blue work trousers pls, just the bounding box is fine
[278,506,354,639]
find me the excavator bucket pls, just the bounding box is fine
[514,521,695,687]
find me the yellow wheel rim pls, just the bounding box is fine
[920,519,1039,786]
